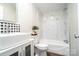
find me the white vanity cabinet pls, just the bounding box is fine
[0,45,21,56]
[20,40,34,56]
[0,39,34,56]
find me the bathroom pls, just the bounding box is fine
[0,3,79,56]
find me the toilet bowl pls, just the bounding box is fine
[35,43,48,56]
[35,43,48,50]
[33,38,48,56]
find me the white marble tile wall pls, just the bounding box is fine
[41,10,68,41]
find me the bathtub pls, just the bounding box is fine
[39,39,69,56]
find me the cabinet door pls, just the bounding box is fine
[20,41,34,56]
[22,42,32,56]
[25,45,31,56]
[9,46,21,56]
[10,51,19,56]
[0,46,21,56]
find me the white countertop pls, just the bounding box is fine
[0,33,30,37]
[0,38,34,54]
[0,32,32,51]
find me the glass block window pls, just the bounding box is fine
[0,21,20,33]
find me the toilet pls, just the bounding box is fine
[35,43,48,56]
[33,38,48,56]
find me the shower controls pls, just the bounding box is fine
[74,34,79,39]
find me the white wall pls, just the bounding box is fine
[0,3,16,22]
[41,10,68,41]
[17,3,42,35]
[0,5,4,20]
[67,3,78,55]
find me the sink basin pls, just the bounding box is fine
[0,33,29,51]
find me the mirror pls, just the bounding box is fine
[0,3,16,23]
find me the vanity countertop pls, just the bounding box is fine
[0,38,34,55]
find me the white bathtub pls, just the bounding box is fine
[39,39,69,56]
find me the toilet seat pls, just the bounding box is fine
[35,43,48,50]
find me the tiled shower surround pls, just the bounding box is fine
[0,21,20,33]
[41,11,68,41]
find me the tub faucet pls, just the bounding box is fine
[64,40,69,44]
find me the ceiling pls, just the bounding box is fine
[33,3,67,14]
